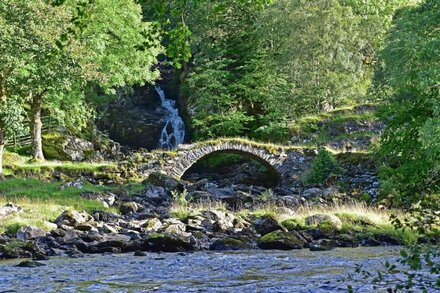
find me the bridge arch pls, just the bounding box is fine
[166,141,287,185]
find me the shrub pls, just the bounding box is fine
[306,148,343,185]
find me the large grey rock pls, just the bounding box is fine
[201,209,235,232]
[258,231,306,250]
[159,218,186,234]
[54,210,93,228]
[43,132,94,162]
[143,186,167,198]
[253,215,286,236]
[16,226,46,240]
[146,232,196,252]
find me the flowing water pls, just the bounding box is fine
[0,247,411,293]
[154,85,185,149]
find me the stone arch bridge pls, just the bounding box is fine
[151,139,315,185]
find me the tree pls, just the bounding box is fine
[0,0,67,173]
[1,0,163,162]
[378,0,440,205]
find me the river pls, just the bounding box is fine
[0,247,412,292]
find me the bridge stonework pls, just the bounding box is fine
[156,140,315,185]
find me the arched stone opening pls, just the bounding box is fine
[180,149,282,187]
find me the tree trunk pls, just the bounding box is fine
[31,92,45,161]
[0,72,8,178]
[0,143,4,179]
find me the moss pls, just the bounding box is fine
[317,220,336,235]
[258,230,305,250]
[42,132,71,161]
[281,219,304,231]
[5,223,23,236]
[3,151,24,167]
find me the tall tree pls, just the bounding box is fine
[1,0,163,161]
[378,0,440,205]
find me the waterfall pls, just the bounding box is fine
[154,85,185,149]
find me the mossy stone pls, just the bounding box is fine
[258,231,305,250]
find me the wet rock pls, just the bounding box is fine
[32,253,49,261]
[0,203,23,219]
[146,233,194,252]
[335,234,359,247]
[134,250,147,256]
[376,234,403,245]
[258,231,306,250]
[54,210,93,228]
[16,226,47,241]
[309,239,338,251]
[210,238,253,251]
[0,241,33,259]
[253,215,286,236]
[305,214,343,231]
[17,260,46,267]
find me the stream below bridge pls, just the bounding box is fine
[0,247,414,292]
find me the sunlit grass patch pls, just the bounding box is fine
[0,178,117,234]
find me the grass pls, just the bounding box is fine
[168,198,420,244]
[3,149,117,178]
[288,103,380,150]
[169,198,227,220]
[0,178,117,234]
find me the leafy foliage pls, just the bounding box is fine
[377,0,440,203]
[306,148,343,185]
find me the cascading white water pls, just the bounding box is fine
[154,85,185,149]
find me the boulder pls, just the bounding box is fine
[335,234,359,247]
[305,214,343,231]
[54,210,93,228]
[201,209,235,232]
[253,215,286,236]
[143,186,167,198]
[146,233,194,252]
[43,132,94,162]
[159,218,186,234]
[146,172,183,191]
[258,231,306,250]
[210,238,253,251]
[16,226,47,241]
[142,218,162,232]
[17,260,46,267]
[309,239,338,251]
[0,240,34,259]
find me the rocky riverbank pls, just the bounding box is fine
[1,172,431,263]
